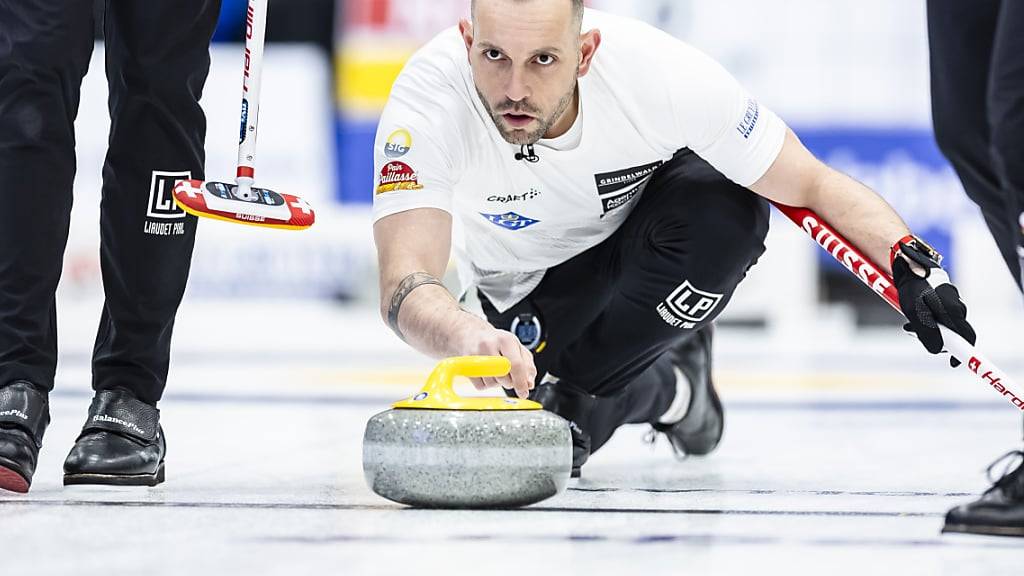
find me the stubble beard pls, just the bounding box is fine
[478,82,578,146]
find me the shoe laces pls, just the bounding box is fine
[984,450,1024,499]
[644,426,688,462]
[644,427,657,446]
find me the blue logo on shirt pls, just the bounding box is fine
[736,98,759,139]
[480,212,540,231]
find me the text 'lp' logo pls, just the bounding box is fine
[147,171,190,219]
[664,280,722,323]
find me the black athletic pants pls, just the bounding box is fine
[928,0,1024,291]
[0,0,221,404]
[928,1,1024,441]
[482,150,769,452]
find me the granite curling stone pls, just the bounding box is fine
[363,356,572,508]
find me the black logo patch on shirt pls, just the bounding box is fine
[593,161,663,215]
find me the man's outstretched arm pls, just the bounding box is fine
[373,208,537,397]
[749,128,910,275]
[748,128,976,355]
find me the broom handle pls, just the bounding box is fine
[772,202,1023,412]
[235,0,268,197]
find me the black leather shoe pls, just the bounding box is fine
[650,325,723,457]
[63,390,166,486]
[532,380,595,478]
[943,450,1024,537]
[0,381,50,493]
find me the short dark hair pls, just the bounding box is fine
[471,0,584,27]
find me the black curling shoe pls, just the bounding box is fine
[650,325,724,457]
[943,451,1024,537]
[532,380,595,478]
[63,390,166,487]
[0,381,50,493]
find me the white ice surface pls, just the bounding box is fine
[2,300,1022,576]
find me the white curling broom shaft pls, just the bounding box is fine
[236,0,268,200]
[939,326,1022,409]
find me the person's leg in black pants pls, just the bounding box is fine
[90,0,220,405]
[928,0,1021,289]
[929,0,1024,537]
[63,0,221,487]
[0,0,96,492]
[0,0,95,393]
[988,1,1024,290]
[482,150,769,470]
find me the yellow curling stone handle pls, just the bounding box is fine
[392,356,543,411]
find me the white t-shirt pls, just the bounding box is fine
[372,9,786,312]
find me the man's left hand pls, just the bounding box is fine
[892,236,977,365]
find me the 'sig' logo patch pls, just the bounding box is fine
[656,280,723,329]
[147,171,190,219]
[384,128,412,158]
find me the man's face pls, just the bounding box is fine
[461,1,583,145]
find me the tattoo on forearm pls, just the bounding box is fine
[387,272,445,341]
